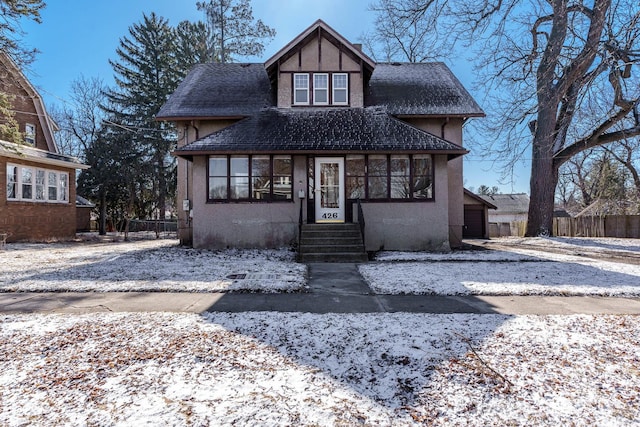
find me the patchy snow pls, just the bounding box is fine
[362,237,640,296]
[0,239,306,293]
[1,312,638,426]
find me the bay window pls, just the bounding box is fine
[6,164,69,203]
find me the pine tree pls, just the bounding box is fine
[0,92,23,144]
[103,12,180,221]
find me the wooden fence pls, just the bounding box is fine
[489,215,640,238]
[553,215,640,238]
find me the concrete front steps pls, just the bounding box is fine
[298,223,368,263]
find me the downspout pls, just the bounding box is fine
[441,117,450,140]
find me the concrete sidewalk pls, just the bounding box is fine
[2,263,640,315]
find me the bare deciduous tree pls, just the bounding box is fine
[368,0,640,236]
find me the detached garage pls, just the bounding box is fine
[463,189,496,239]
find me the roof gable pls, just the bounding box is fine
[264,19,375,73]
[0,53,59,153]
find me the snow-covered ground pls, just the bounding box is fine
[361,237,640,296]
[0,239,306,293]
[1,312,638,426]
[3,236,640,296]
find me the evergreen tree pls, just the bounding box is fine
[0,92,22,144]
[196,0,275,63]
[174,20,214,67]
[103,12,180,221]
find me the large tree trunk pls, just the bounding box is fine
[526,103,560,236]
[526,149,559,236]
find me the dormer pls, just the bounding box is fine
[265,20,376,109]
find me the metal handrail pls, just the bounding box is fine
[298,197,304,254]
[356,198,365,248]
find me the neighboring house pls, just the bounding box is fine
[463,189,497,239]
[1,53,88,242]
[76,195,95,232]
[478,193,530,224]
[157,20,484,252]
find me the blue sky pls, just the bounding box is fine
[20,0,530,193]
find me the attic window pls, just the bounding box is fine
[25,123,36,145]
[333,73,348,105]
[294,73,309,105]
[313,74,328,105]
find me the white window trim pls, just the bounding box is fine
[25,123,36,145]
[293,73,309,105]
[6,163,69,203]
[332,73,349,105]
[313,73,329,105]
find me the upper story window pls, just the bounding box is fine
[313,74,329,105]
[6,164,69,203]
[293,73,349,106]
[25,123,36,145]
[333,73,348,105]
[294,73,309,105]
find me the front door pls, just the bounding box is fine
[314,157,345,223]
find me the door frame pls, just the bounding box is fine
[314,157,345,223]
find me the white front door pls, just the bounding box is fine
[315,157,345,223]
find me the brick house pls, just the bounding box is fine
[157,20,483,257]
[1,53,88,242]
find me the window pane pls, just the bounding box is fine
[390,155,410,198]
[346,155,365,176]
[368,155,387,199]
[294,74,308,88]
[230,156,249,199]
[209,156,227,176]
[346,155,365,199]
[21,168,33,200]
[347,176,365,199]
[273,155,292,200]
[333,89,347,104]
[209,177,227,199]
[333,74,347,88]
[413,155,433,199]
[59,174,68,202]
[35,170,45,200]
[46,171,56,201]
[252,155,270,199]
[6,165,17,199]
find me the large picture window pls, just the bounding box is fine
[208,155,293,202]
[6,164,69,203]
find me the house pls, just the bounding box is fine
[463,189,497,239]
[1,53,88,242]
[157,20,484,254]
[478,193,530,237]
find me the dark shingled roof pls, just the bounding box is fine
[156,63,273,119]
[366,63,485,117]
[174,107,467,157]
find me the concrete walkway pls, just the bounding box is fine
[2,263,640,315]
